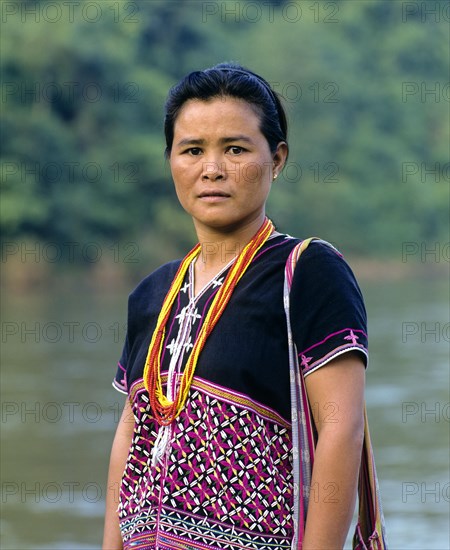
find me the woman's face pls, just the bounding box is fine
[169,96,287,236]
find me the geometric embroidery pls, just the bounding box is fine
[119,379,294,549]
[298,327,368,376]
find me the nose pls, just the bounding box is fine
[201,161,225,181]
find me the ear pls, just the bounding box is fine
[272,142,288,177]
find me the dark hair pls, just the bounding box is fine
[164,62,288,158]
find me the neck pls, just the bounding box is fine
[194,216,268,273]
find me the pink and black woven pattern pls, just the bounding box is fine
[118,378,294,549]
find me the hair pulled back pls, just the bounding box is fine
[164,62,288,158]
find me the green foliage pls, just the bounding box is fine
[1,0,448,262]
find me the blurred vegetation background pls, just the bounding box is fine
[1,3,449,547]
[1,0,449,283]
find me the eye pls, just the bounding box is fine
[228,146,245,155]
[186,147,202,156]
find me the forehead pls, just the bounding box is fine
[174,96,263,135]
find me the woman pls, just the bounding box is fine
[103,62,367,550]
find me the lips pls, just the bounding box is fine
[198,190,231,198]
[198,189,230,201]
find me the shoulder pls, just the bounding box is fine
[128,259,182,305]
[263,234,350,281]
[288,239,368,372]
[296,239,356,279]
[297,239,344,264]
[290,238,365,301]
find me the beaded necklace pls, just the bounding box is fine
[143,217,274,427]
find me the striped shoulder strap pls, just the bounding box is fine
[284,237,388,550]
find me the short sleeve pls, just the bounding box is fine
[112,335,129,395]
[110,259,183,396]
[289,241,368,377]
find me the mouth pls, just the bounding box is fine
[198,190,230,197]
[198,190,231,200]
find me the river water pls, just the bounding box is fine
[1,277,449,549]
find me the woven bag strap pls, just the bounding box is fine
[283,238,318,549]
[284,238,388,550]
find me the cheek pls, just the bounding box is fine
[248,158,272,187]
[170,162,197,207]
[171,157,200,181]
[169,164,184,196]
[240,163,267,184]
[170,160,187,186]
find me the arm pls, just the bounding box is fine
[302,352,365,550]
[102,398,135,550]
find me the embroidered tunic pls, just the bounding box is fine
[113,235,368,550]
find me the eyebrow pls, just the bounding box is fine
[175,135,253,147]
